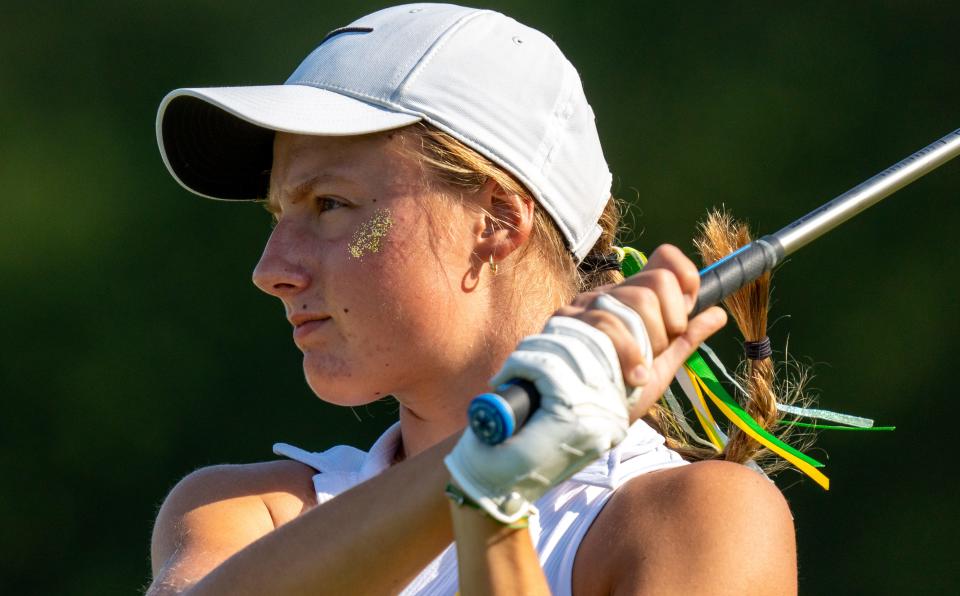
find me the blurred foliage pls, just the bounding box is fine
[1,1,957,594]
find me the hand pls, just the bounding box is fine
[445,316,632,523]
[557,244,728,420]
[444,245,727,524]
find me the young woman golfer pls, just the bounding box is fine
[149,4,795,594]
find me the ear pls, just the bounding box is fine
[472,178,535,268]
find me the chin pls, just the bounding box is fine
[302,353,385,407]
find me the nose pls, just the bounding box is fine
[252,224,312,298]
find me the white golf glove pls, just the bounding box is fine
[445,297,651,524]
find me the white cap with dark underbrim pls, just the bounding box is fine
[156,3,612,261]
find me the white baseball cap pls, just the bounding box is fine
[156,3,612,261]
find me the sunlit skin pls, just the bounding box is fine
[347,208,393,258]
[254,131,537,457]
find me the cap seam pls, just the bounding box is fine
[384,10,465,90]
[392,9,489,99]
[532,58,577,188]
[293,81,420,118]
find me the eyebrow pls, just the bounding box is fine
[263,173,354,214]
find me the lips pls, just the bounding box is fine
[289,313,332,343]
[293,318,330,341]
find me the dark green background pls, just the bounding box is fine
[2,1,957,594]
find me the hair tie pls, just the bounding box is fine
[578,252,621,274]
[743,336,772,360]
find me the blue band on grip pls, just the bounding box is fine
[699,242,751,275]
[469,393,516,445]
[469,379,540,445]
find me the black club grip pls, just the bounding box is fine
[692,235,785,316]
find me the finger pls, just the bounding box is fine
[576,309,648,386]
[602,286,669,355]
[628,306,728,418]
[612,269,688,338]
[555,304,585,318]
[632,244,700,312]
[561,283,615,317]
[570,290,603,309]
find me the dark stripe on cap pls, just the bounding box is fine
[321,27,374,45]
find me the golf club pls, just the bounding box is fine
[470,127,960,446]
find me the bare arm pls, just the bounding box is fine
[449,498,550,596]
[148,433,459,595]
[575,460,797,595]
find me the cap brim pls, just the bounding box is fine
[156,84,422,201]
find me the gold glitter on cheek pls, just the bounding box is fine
[348,208,394,259]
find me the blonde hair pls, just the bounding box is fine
[400,123,624,302]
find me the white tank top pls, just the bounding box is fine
[274,419,687,595]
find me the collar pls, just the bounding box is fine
[310,418,667,502]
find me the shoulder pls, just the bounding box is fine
[574,460,796,595]
[150,460,316,582]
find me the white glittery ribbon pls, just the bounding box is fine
[662,386,721,449]
[775,404,875,428]
[700,342,875,429]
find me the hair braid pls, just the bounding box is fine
[693,209,815,473]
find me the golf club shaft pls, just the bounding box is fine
[471,127,960,445]
[692,127,960,316]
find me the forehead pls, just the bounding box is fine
[268,130,424,204]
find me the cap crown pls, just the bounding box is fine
[288,3,611,260]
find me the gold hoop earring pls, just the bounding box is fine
[489,254,498,276]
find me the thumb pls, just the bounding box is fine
[629,306,728,419]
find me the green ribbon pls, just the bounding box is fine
[685,350,826,469]
[779,421,896,431]
[619,247,647,277]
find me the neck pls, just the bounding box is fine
[393,280,559,459]
[394,367,498,459]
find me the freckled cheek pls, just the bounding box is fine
[326,211,446,326]
[337,211,421,276]
[310,233,399,313]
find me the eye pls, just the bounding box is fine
[261,201,281,228]
[315,196,346,214]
